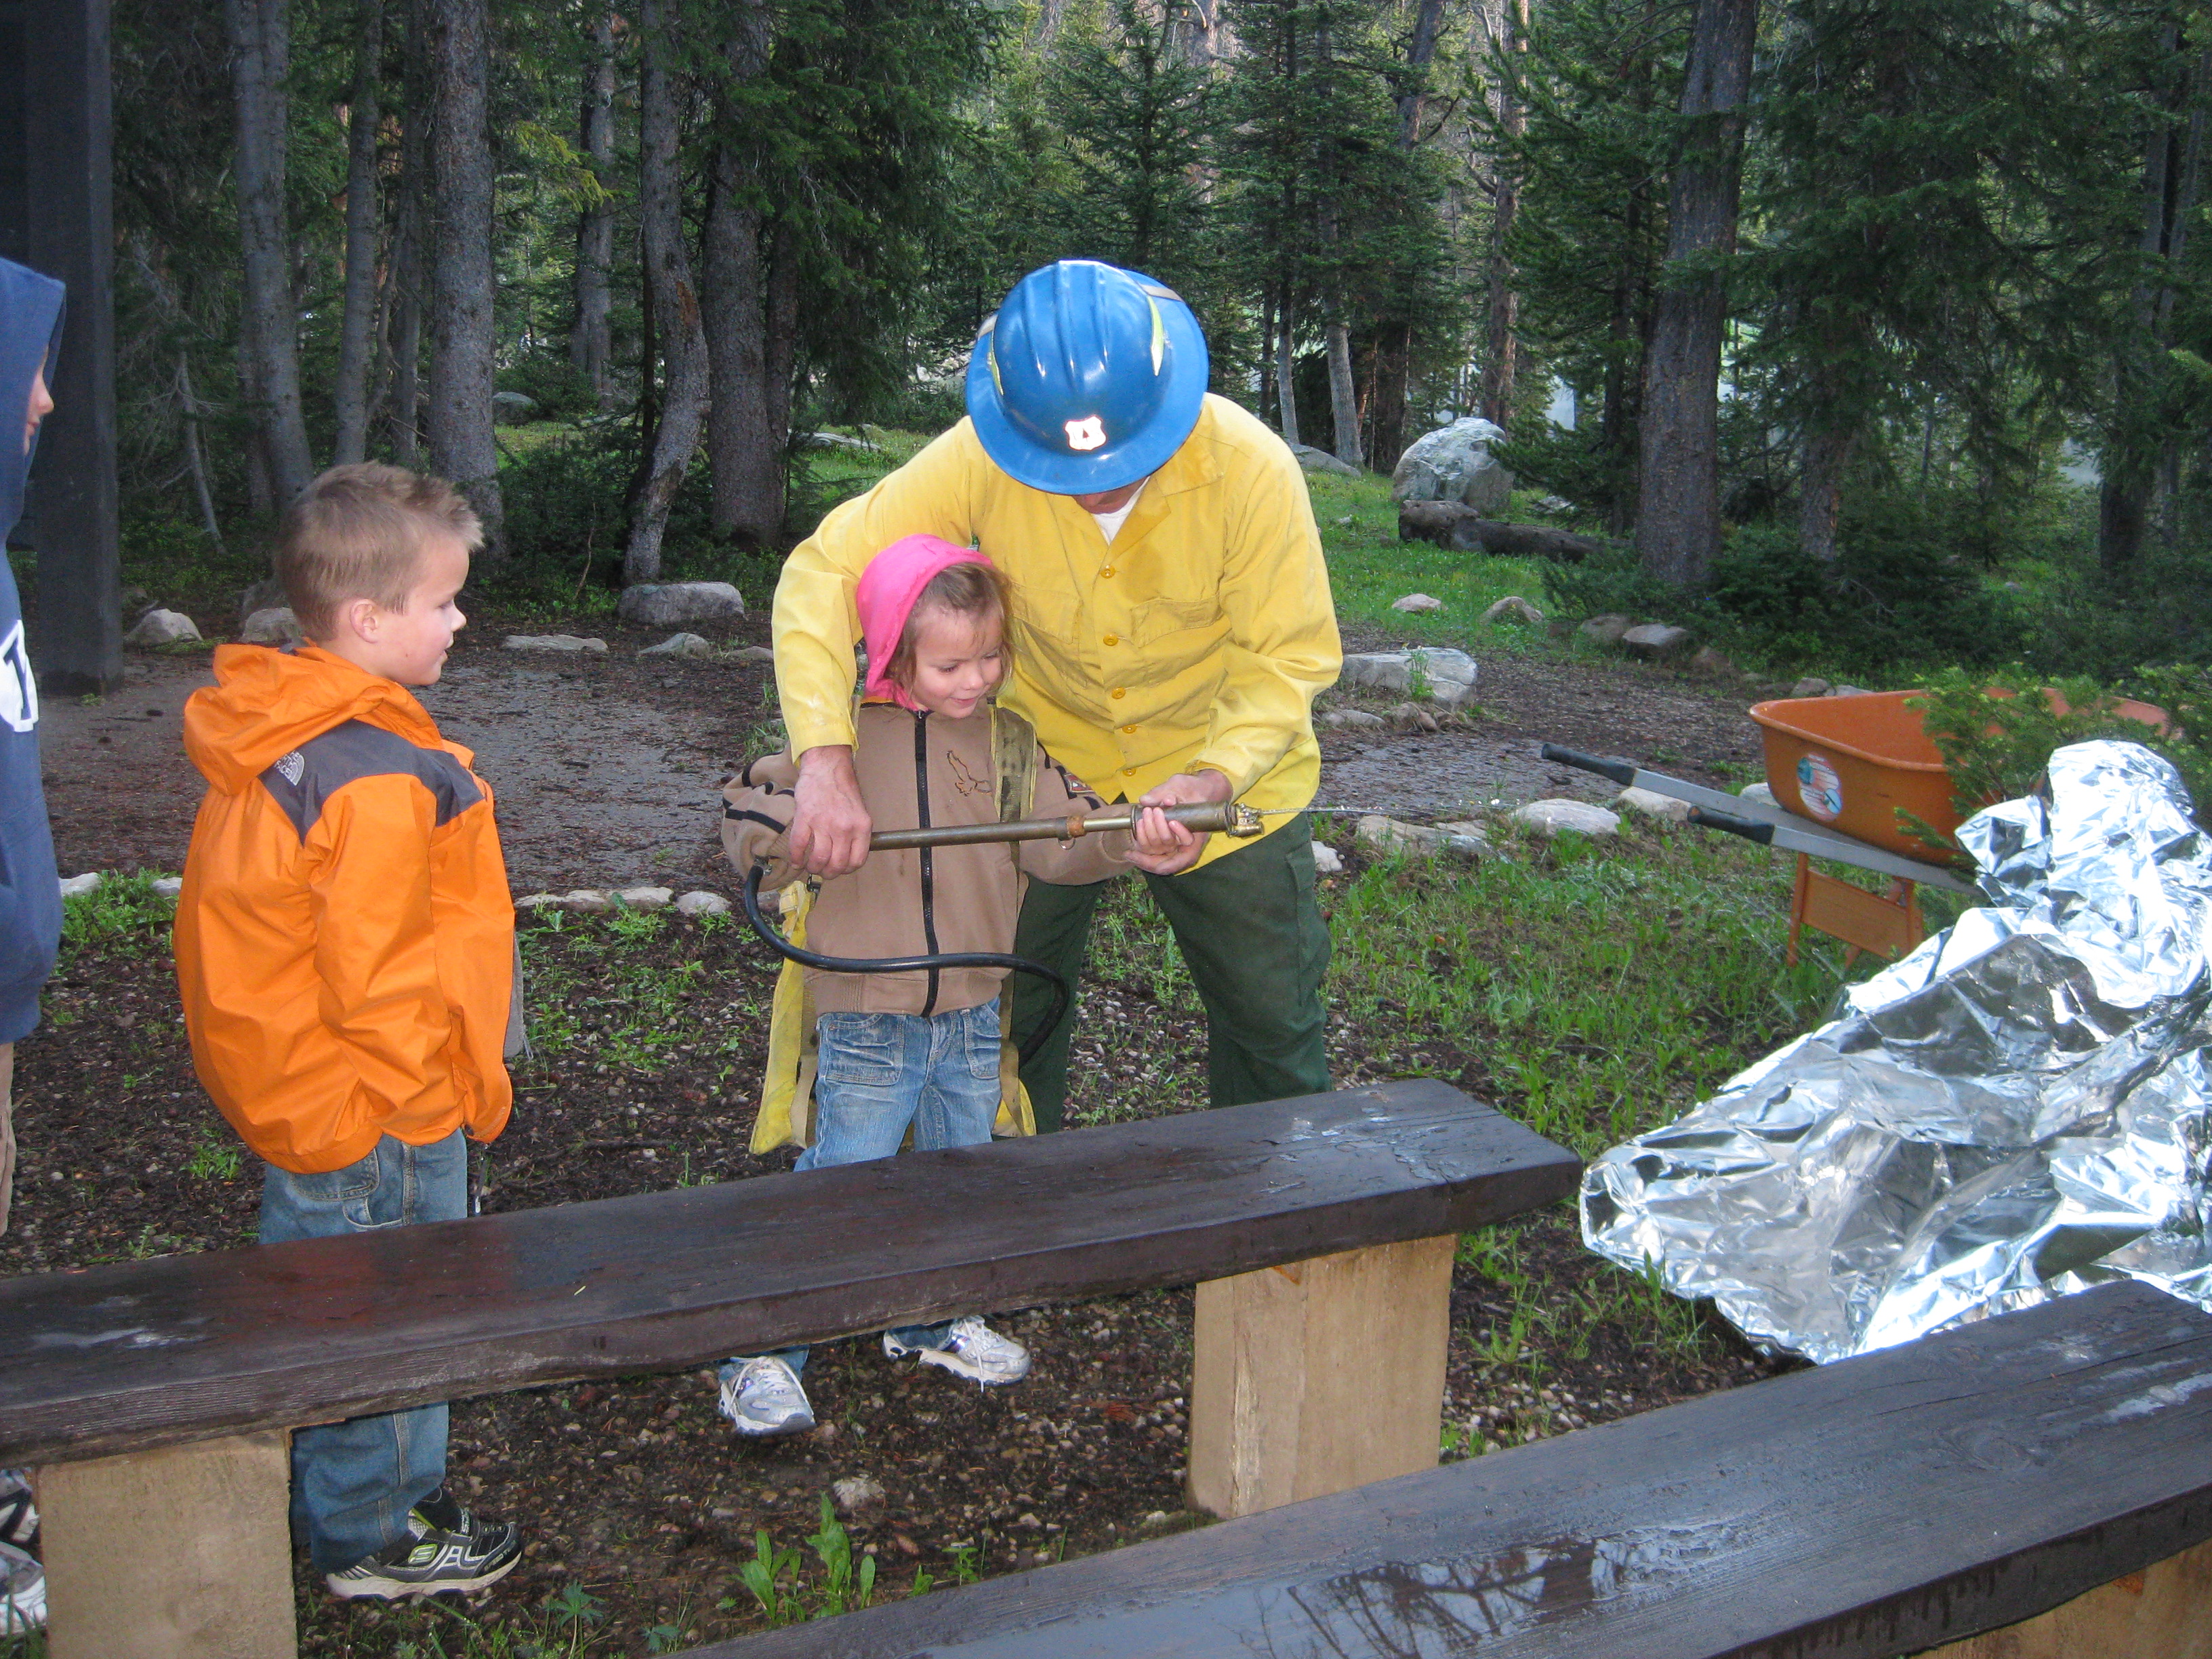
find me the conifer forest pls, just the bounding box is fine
[113,0,2212,678]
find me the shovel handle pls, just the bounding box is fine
[1687,806,1777,846]
[1538,743,1637,787]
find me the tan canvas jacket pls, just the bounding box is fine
[721,701,1129,1016]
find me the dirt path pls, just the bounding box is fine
[42,613,1766,884]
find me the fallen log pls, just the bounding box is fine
[1396,499,1599,563]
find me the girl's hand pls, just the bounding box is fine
[1128,804,1207,876]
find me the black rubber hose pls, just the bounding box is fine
[741,862,1071,1069]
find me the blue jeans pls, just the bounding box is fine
[260,1130,467,1572]
[724,998,1001,1382]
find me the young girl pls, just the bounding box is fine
[714,534,1203,1437]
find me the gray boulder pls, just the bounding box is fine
[619,581,746,626]
[1321,709,1388,731]
[124,609,201,647]
[505,634,608,654]
[804,430,882,453]
[1355,815,1491,862]
[640,632,714,659]
[1289,443,1361,478]
[1391,417,1513,512]
[726,644,776,664]
[1616,785,1692,825]
[1512,798,1620,837]
[1390,592,1444,613]
[615,886,674,910]
[1482,595,1545,628]
[239,606,304,646]
[676,890,732,917]
[1790,676,1832,699]
[1578,614,1633,647]
[1311,843,1345,876]
[491,390,539,424]
[1338,647,1477,708]
[1621,623,1695,662]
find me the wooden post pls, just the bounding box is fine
[1921,1537,2212,1659]
[1187,1234,1456,1519]
[39,1431,298,1659]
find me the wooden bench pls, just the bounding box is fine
[0,1079,1577,1658]
[694,1279,2212,1659]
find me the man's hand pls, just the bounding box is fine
[788,746,873,877]
[1128,769,1233,876]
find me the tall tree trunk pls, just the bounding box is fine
[1325,319,1362,469]
[625,0,709,585]
[2102,33,2208,577]
[332,0,385,466]
[1479,0,1529,428]
[702,1,787,544]
[1797,426,1854,560]
[224,0,314,506]
[426,0,504,554]
[384,0,427,464]
[1275,293,1300,447]
[1635,0,1759,587]
[1366,0,1448,474]
[571,6,617,409]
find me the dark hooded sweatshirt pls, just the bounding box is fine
[0,260,65,1044]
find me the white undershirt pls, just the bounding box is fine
[1089,481,1147,544]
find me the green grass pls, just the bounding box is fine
[1294,470,1555,648]
[518,905,758,1080]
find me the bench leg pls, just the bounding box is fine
[39,1431,297,1659]
[1187,1233,1456,1519]
[1919,1536,2212,1657]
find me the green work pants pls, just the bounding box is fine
[1010,814,1333,1130]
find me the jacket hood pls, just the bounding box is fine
[184,644,449,792]
[0,258,66,546]
[856,533,996,712]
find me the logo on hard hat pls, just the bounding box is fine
[1064,416,1107,451]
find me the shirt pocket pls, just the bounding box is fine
[1125,596,1221,648]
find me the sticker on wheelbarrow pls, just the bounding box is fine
[1797,754,1843,821]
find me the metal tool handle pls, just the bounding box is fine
[868,800,1263,853]
[1687,806,1777,846]
[1538,743,1637,787]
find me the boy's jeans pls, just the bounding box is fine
[723,998,1001,1385]
[260,1129,466,1572]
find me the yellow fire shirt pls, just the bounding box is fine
[772,394,1343,869]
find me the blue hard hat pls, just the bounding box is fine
[965,260,1210,495]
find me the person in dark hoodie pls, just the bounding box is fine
[0,255,64,1637]
[0,256,63,1244]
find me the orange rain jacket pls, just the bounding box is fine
[176,644,516,1174]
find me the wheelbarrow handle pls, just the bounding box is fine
[1538,743,1637,787]
[1687,806,1776,846]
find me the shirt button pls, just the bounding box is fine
[1103,634,1118,647]
[1110,687,1126,699]
[1121,724,1137,735]
[1122,767,1135,777]
[1101,567,1116,579]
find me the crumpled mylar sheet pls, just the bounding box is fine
[1581,740,2212,1363]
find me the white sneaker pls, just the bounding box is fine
[719,1355,815,1437]
[885,1315,1031,1385]
[0,1540,44,1632]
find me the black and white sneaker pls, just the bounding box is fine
[0,1540,43,1633]
[323,1488,522,1601]
[0,1470,35,1554]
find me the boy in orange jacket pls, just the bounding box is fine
[174,463,523,1601]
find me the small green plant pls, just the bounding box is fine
[733,1527,804,1626]
[186,1124,243,1181]
[1406,653,1434,703]
[1905,665,2200,849]
[806,1494,878,1616]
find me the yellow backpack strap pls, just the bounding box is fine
[752,881,821,1153]
[990,704,1040,1137]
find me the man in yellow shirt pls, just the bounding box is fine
[772,260,1341,1128]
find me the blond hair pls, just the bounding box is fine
[884,559,1015,693]
[276,463,483,640]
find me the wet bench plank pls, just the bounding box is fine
[0,1078,1576,1466]
[698,1281,2212,1659]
